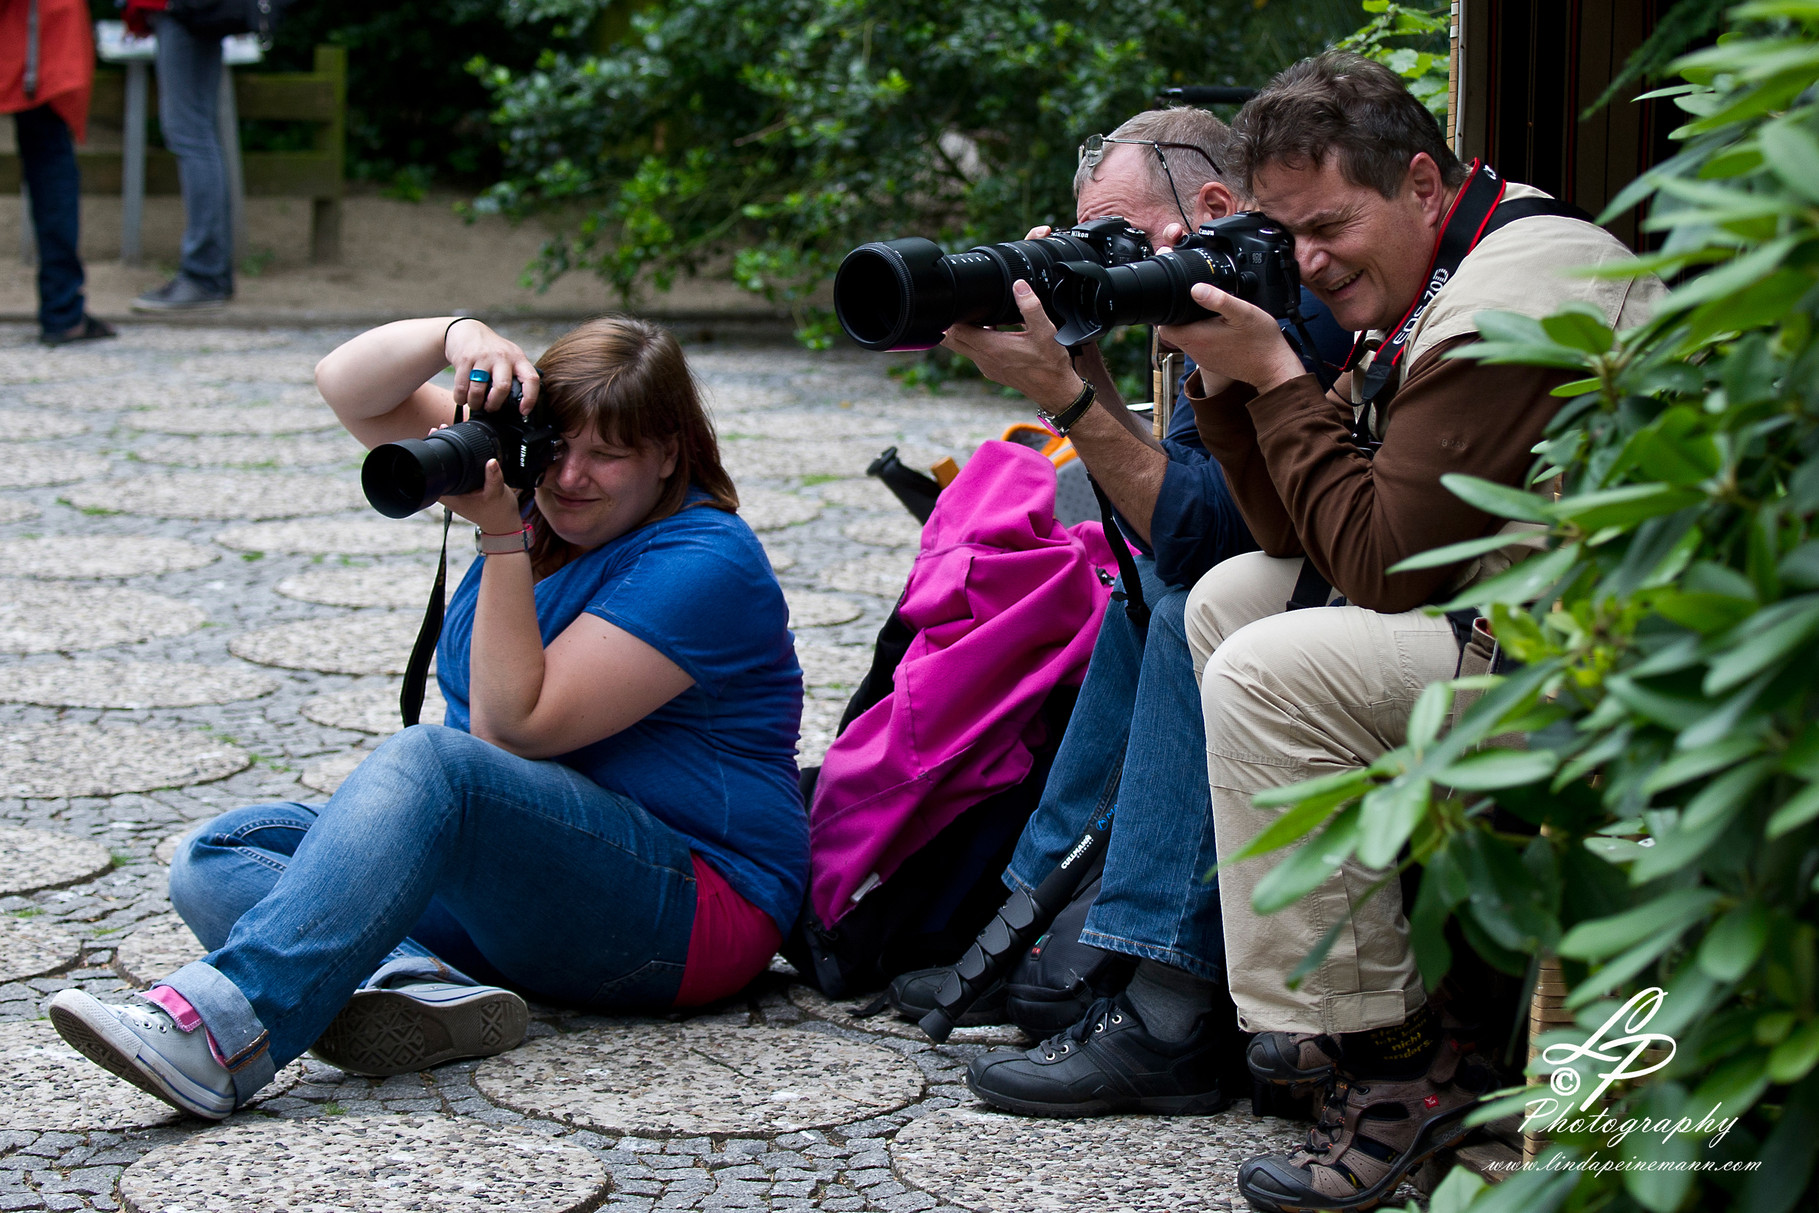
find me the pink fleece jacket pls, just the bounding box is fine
[808,441,1115,928]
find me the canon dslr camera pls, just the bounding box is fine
[832,217,1152,351]
[1048,213,1299,347]
[360,379,561,518]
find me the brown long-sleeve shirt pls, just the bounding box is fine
[1186,342,1570,612]
[1185,199,1666,614]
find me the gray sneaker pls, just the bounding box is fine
[310,982,529,1076]
[131,277,231,312]
[47,988,237,1119]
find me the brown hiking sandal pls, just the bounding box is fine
[1235,1041,1496,1213]
[1247,1032,1342,1089]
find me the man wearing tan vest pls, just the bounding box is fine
[1176,54,1660,1211]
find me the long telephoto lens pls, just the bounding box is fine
[360,421,500,519]
[1050,249,1235,348]
[832,219,1152,352]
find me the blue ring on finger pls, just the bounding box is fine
[469,369,493,383]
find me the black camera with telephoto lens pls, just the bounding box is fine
[1047,212,1300,348]
[832,217,1153,352]
[360,379,562,519]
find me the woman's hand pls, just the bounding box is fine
[445,320,540,417]
[1158,282,1306,397]
[438,454,524,536]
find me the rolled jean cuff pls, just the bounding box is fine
[362,951,478,991]
[155,960,275,1104]
[1075,929,1226,985]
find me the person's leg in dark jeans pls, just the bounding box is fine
[136,14,233,309]
[15,106,109,343]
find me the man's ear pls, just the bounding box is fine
[1406,153,1448,226]
[1195,180,1240,225]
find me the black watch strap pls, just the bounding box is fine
[1041,380,1096,436]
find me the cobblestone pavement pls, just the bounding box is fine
[0,322,1327,1213]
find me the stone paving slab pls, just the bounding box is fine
[0,412,90,440]
[891,1105,1308,1212]
[0,537,218,580]
[61,472,367,520]
[0,1019,186,1131]
[0,723,249,799]
[112,912,203,988]
[475,1019,925,1135]
[0,826,116,896]
[118,1116,610,1213]
[229,614,422,676]
[787,985,1028,1047]
[123,404,341,436]
[741,488,824,532]
[215,518,445,555]
[276,564,447,609]
[842,517,923,549]
[0,496,41,522]
[301,683,446,735]
[0,660,279,709]
[784,589,865,629]
[821,552,919,598]
[0,582,207,652]
[0,913,84,982]
[131,433,366,469]
[301,747,371,795]
[0,450,113,488]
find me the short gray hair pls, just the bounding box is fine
[1072,106,1239,204]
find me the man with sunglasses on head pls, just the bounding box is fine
[943,106,1348,1117]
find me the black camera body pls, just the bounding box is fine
[832,216,1153,352]
[360,379,562,519]
[1048,212,1300,348]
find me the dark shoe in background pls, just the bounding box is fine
[310,981,528,1076]
[1003,875,1136,1036]
[131,278,231,313]
[880,966,1010,1027]
[39,315,117,346]
[965,995,1231,1118]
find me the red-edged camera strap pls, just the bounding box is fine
[1351,159,1507,408]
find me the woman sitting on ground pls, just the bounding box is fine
[49,315,806,1117]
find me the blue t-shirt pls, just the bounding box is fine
[1138,287,1354,587]
[437,497,808,932]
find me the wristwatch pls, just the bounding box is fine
[475,525,532,555]
[1036,380,1096,437]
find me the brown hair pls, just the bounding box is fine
[1073,106,1239,205]
[1229,52,1466,199]
[522,315,737,577]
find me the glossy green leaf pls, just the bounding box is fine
[1357,777,1432,870]
[1780,539,1819,589]
[1703,597,1819,694]
[1251,766,1375,810]
[1761,117,1819,202]
[1698,901,1770,981]
[1769,1019,1819,1084]
[1541,305,1616,355]
[1565,920,1691,1008]
[1436,546,1581,612]
[1406,683,1451,752]
[1251,804,1362,916]
[1767,781,1819,838]
[1438,473,1555,523]
[1552,483,1706,532]
[1652,590,1757,635]
[1387,529,1548,573]
[1642,734,1766,793]
[1433,748,1560,791]
[1558,887,1721,960]
[1227,786,1353,864]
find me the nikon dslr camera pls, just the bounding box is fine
[832,217,1152,352]
[1048,213,1300,347]
[360,379,561,519]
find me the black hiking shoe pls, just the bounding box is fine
[965,995,1231,1118]
[1248,1031,1343,1088]
[878,966,1010,1026]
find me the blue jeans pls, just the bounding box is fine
[163,725,699,1103]
[153,15,233,293]
[14,106,85,334]
[1006,554,1225,981]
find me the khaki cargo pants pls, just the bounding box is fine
[1184,552,1460,1036]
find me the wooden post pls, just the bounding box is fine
[309,44,346,264]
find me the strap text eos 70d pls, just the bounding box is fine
[1342,160,1592,453]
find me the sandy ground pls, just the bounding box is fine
[0,188,787,328]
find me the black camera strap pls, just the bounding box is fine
[400,508,453,728]
[1088,476,1150,633]
[1289,162,1594,615]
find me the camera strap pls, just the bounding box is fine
[1088,476,1151,633]
[400,508,453,728]
[1346,160,1595,445]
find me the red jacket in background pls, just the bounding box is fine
[0,0,95,141]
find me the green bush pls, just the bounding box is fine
[1243,6,1819,1211]
[470,0,1362,340]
